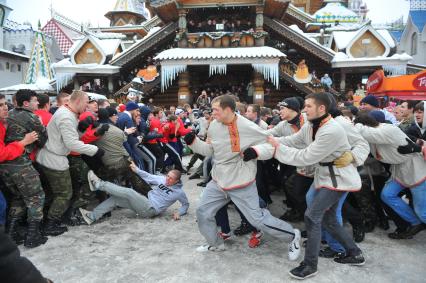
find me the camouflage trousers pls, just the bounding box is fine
[37,164,72,220]
[68,155,95,209]
[0,161,45,221]
[96,158,152,197]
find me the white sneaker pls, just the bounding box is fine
[79,208,95,225]
[288,228,301,261]
[87,170,101,191]
[196,243,225,252]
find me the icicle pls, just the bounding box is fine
[209,64,227,76]
[161,65,187,92]
[382,65,406,76]
[252,63,280,89]
[55,73,74,93]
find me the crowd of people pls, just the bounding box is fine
[187,17,254,33]
[0,87,425,281]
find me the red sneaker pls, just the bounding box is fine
[218,232,231,240]
[248,231,263,248]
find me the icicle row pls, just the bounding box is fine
[382,65,406,76]
[209,64,227,76]
[252,63,280,89]
[161,65,187,92]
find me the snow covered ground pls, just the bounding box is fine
[22,158,426,283]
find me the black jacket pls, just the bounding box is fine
[0,232,48,283]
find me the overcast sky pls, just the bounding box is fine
[6,0,411,29]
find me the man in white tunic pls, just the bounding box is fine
[248,93,365,280]
[184,95,301,261]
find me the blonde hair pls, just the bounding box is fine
[70,90,88,102]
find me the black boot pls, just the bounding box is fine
[43,218,68,236]
[352,225,365,243]
[25,220,48,248]
[6,217,25,245]
[233,221,256,236]
[62,208,87,226]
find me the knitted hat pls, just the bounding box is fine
[126,102,139,111]
[368,110,385,123]
[278,97,301,112]
[360,95,379,108]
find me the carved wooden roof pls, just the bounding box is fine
[110,21,178,68]
[264,16,335,63]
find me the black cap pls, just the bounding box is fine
[277,97,301,112]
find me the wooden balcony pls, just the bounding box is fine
[177,31,268,48]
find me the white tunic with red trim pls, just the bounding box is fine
[266,113,315,177]
[189,114,269,190]
[254,117,362,192]
[355,123,426,188]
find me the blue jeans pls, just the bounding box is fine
[381,180,426,225]
[0,191,6,225]
[306,185,348,253]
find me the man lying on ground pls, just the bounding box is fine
[79,164,189,224]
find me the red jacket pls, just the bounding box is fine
[0,122,24,162]
[34,109,52,127]
[147,117,163,144]
[176,117,191,137]
[70,112,99,156]
[162,121,177,143]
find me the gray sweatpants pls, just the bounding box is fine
[197,180,295,247]
[89,181,157,221]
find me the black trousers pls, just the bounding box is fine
[143,143,165,171]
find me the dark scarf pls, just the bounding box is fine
[311,113,329,141]
[288,113,301,128]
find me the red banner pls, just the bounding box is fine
[366,70,384,93]
[413,72,426,91]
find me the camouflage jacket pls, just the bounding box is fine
[5,107,48,159]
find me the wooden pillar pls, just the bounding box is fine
[108,76,114,94]
[177,9,188,48]
[340,69,346,93]
[255,6,265,46]
[73,77,79,90]
[178,71,191,106]
[253,72,265,106]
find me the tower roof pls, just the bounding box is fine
[25,30,54,84]
[105,0,149,22]
[314,2,360,23]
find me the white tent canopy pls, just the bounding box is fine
[154,47,286,91]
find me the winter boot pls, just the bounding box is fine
[43,218,68,236]
[24,220,48,248]
[6,217,24,245]
[233,221,256,236]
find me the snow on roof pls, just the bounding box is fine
[0,78,54,92]
[4,19,32,31]
[0,48,30,59]
[314,3,359,23]
[68,35,121,58]
[377,30,396,49]
[331,26,395,51]
[289,25,304,35]
[332,30,359,50]
[332,52,412,63]
[154,47,286,61]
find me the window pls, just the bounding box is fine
[5,62,9,70]
[17,64,21,72]
[411,32,418,55]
